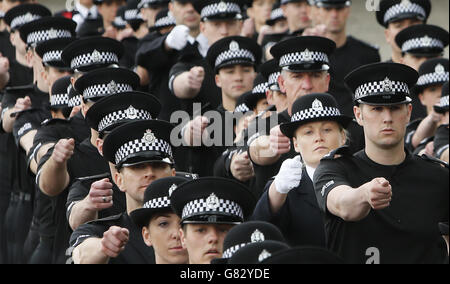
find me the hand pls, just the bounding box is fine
[302,24,327,37]
[52,138,75,164]
[187,66,205,92]
[185,115,209,146]
[116,27,134,42]
[69,106,81,118]
[86,178,114,211]
[269,125,291,155]
[365,178,392,210]
[230,151,255,182]
[101,226,129,258]
[273,155,303,194]
[241,18,255,38]
[0,54,9,74]
[429,110,443,124]
[165,25,190,51]
[14,96,32,112]
[424,141,434,157]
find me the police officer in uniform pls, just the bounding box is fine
[70,119,178,264]
[314,62,449,264]
[433,81,449,163]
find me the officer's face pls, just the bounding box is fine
[45,67,71,91]
[254,97,269,115]
[180,223,234,264]
[9,30,27,56]
[169,1,200,30]
[143,213,188,264]
[97,0,125,25]
[216,65,256,101]
[267,89,288,113]
[247,0,276,28]
[315,6,350,34]
[279,70,330,115]
[281,2,311,31]
[385,18,423,52]
[293,121,346,168]
[115,162,176,204]
[272,19,289,34]
[354,104,412,150]
[140,7,163,27]
[419,85,443,114]
[200,19,243,46]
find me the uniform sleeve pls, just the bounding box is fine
[66,180,91,222]
[136,34,172,71]
[434,125,449,159]
[313,158,352,214]
[168,61,192,94]
[13,110,50,147]
[69,222,105,248]
[213,148,236,178]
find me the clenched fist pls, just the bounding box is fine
[274,155,303,194]
[184,116,209,146]
[187,66,205,93]
[165,25,190,51]
[52,138,75,164]
[14,96,32,112]
[230,151,255,182]
[101,226,129,258]
[269,125,291,155]
[365,178,393,210]
[86,178,114,211]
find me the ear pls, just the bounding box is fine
[354,105,363,126]
[25,48,33,68]
[96,138,104,156]
[142,227,153,247]
[171,168,176,177]
[292,136,302,154]
[81,99,89,117]
[199,22,205,34]
[179,228,187,249]
[418,93,426,105]
[406,103,413,122]
[325,73,331,92]
[215,74,222,88]
[114,171,125,193]
[278,73,287,94]
[266,90,274,105]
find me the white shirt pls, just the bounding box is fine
[187,33,209,58]
[73,1,98,31]
[305,164,316,182]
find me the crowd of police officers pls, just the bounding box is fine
[0,0,448,265]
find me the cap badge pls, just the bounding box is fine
[168,184,178,197]
[302,49,313,62]
[251,229,265,243]
[24,13,33,22]
[218,1,227,13]
[125,105,138,119]
[91,49,102,63]
[312,99,324,111]
[258,250,271,262]
[435,64,445,75]
[421,35,432,47]
[107,80,118,94]
[48,28,58,39]
[401,0,412,7]
[206,193,220,210]
[143,129,156,144]
[229,40,239,51]
[382,77,393,92]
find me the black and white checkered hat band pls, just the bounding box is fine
[10,14,42,30]
[181,197,244,221]
[125,9,143,21]
[253,82,269,94]
[71,51,119,70]
[143,196,171,209]
[50,93,68,106]
[355,80,410,100]
[401,37,444,53]
[439,95,449,108]
[98,109,153,132]
[268,72,281,86]
[215,49,255,68]
[384,2,426,24]
[138,0,163,8]
[154,15,176,28]
[27,29,73,46]
[68,95,81,107]
[279,51,329,67]
[270,8,284,20]
[235,103,250,113]
[42,50,63,64]
[201,2,241,19]
[115,137,173,165]
[114,16,126,27]
[222,243,247,259]
[83,83,133,99]
[417,72,449,86]
[291,106,341,122]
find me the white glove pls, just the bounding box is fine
[273,155,303,194]
[165,25,190,51]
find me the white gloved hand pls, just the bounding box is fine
[165,25,190,51]
[273,155,303,194]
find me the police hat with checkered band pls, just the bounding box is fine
[150,8,176,32]
[35,38,77,70]
[103,119,175,169]
[434,81,449,114]
[280,93,352,138]
[344,62,419,106]
[112,5,127,30]
[194,0,243,22]
[314,0,351,8]
[169,177,256,225]
[376,0,431,28]
[211,221,286,264]
[244,74,269,111]
[124,0,145,28]
[4,3,51,31]
[234,91,251,114]
[19,16,76,48]
[138,0,170,9]
[74,67,140,102]
[49,75,71,109]
[260,59,281,92]
[207,36,262,73]
[130,176,192,228]
[226,240,291,264]
[68,84,82,108]
[85,91,161,134]
[260,246,345,264]
[395,24,449,58]
[413,58,449,95]
[266,3,285,26]
[270,36,336,73]
[61,36,124,72]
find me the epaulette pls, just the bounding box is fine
[86,213,123,225]
[418,154,449,169]
[76,172,111,182]
[176,172,199,180]
[41,118,70,126]
[348,36,380,51]
[322,145,352,160]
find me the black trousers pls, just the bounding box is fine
[0,190,11,264]
[28,236,53,264]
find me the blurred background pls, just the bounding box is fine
[38,0,449,60]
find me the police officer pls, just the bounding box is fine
[433,81,449,163]
[314,62,449,264]
[70,119,178,264]
[138,0,169,28]
[170,177,257,264]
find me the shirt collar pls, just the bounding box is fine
[305,164,316,182]
[75,1,98,18]
[187,33,209,58]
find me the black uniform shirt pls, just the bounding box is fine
[70,213,156,264]
[433,124,449,159]
[314,147,449,264]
